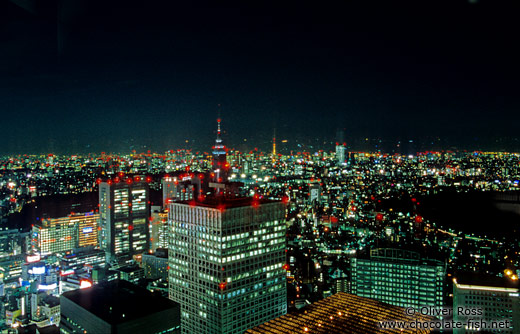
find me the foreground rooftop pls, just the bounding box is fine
[246,292,436,334]
[61,279,179,324]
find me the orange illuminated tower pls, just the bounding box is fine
[272,128,276,163]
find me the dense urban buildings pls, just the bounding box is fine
[2,144,520,332]
[2,0,520,332]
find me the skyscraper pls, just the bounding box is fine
[335,143,346,165]
[98,177,150,264]
[168,198,287,334]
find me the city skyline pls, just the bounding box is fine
[2,117,520,332]
[2,1,520,332]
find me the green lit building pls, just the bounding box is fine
[351,248,445,309]
[453,273,519,334]
[168,198,287,334]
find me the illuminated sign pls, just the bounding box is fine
[80,280,92,289]
[29,266,45,275]
[82,227,93,234]
[26,254,41,263]
[39,283,57,291]
[60,269,74,276]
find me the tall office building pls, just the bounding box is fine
[453,273,519,334]
[351,248,445,309]
[99,178,150,264]
[335,143,346,165]
[168,198,287,334]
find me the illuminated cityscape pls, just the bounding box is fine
[2,0,520,333]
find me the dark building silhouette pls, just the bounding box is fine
[60,280,180,334]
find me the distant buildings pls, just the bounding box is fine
[98,178,150,264]
[453,273,519,334]
[142,249,168,280]
[351,248,445,309]
[335,143,346,165]
[116,264,145,284]
[168,198,287,334]
[162,176,201,204]
[246,292,436,334]
[60,280,180,334]
[149,206,169,253]
[58,248,105,272]
[309,183,321,204]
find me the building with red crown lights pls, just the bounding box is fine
[168,196,287,334]
[98,177,150,265]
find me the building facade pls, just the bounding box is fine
[98,179,150,264]
[351,248,445,309]
[150,206,169,252]
[168,199,287,334]
[31,212,99,256]
[453,274,519,334]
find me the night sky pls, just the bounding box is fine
[1,0,519,154]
